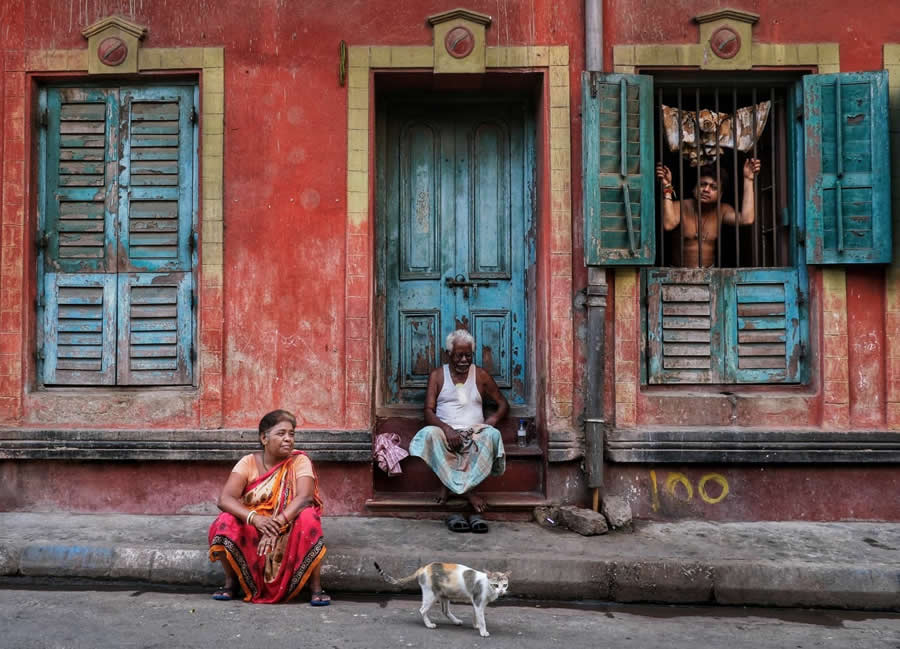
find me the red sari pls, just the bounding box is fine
[208,451,326,603]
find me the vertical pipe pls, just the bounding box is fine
[836,78,844,253]
[585,0,603,72]
[715,88,722,268]
[733,87,740,267]
[695,87,702,268]
[583,0,606,492]
[678,88,685,266]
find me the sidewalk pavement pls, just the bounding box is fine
[0,513,898,610]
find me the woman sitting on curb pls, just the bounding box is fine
[208,409,330,605]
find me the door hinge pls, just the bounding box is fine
[795,106,803,121]
[191,290,197,310]
[38,108,48,128]
[190,344,197,362]
[799,342,807,360]
[797,229,805,246]
[190,107,197,124]
[189,229,197,252]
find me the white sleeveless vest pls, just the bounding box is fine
[434,364,483,429]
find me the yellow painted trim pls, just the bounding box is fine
[614,41,839,73]
[884,44,900,426]
[614,269,638,427]
[349,44,573,426]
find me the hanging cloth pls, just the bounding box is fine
[662,100,771,167]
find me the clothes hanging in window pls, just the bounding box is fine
[662,100,771,167]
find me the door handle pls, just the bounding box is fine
[445,274,495,298]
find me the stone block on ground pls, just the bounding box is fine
[601,495,633,531]
[559,506,609,536]
[533,505,562,529]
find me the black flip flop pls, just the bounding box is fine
[446,513,471,532]
[469,514,489,533]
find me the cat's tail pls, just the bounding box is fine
[373,561,420,586]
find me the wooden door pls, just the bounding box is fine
[381,101,532,406]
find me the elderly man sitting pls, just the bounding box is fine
[409,329,509,533]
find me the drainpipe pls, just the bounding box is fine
[584,0,606,510]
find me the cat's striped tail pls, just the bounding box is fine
[373,561,420,586]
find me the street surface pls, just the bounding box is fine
[1,584,898,649]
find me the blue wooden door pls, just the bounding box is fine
[382,102,532,406]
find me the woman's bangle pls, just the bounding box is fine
[246,510,257,526]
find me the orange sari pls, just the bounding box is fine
[208,451,326,603]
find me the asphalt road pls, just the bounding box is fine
[1,584,898,649]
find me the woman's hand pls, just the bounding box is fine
[250,512,282,537]
[257,531,278,556]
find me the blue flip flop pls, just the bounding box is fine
[211,587,235,601]
[310,590,331,606]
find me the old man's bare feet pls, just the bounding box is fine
[466,492,487,513]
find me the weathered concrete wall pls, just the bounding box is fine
[607,465,900,522]
[0,460,371,516]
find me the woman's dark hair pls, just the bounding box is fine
[697,165,729,189]
[258,409,297,445]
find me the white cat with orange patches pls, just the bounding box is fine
[374,561,510,637]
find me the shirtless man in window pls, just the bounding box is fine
[656,158,761,267]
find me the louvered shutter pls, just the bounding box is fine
[804,71,891,264]
[118,86,195,272]
[116,272,193,385]
[646,269,723,384]
[583,73,655,265]
[42,273,117,385]
[725,269,802,383]
[44,88,118,273]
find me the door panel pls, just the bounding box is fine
[384,102,531,406]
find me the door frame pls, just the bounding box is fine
[344,46,579,462]
[374,92,537,415]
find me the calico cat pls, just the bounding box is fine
[374,561,509,637]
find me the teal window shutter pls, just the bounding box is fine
[118,86,195,273]
[583,72,655,265]
[804,71,891,264]
[42,273,117,385]
[116,272,193,385]
[40,84,196,387]
[725,269,802,383]
[44,88,118,273]
[645,268,722,384]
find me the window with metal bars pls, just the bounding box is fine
[653,81,792,270]
[585,69,895,386]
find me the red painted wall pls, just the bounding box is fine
[10,0,584,429]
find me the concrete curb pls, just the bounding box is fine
[2,540,898,610]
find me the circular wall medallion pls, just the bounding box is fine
[98,37,129,67]
[709,26,741,60]
[445,26,475,59]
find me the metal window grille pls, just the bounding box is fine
[654,82,791,269]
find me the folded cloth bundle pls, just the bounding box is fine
[374,432,409,476]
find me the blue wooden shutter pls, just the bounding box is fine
[583,73,655,265]
[42,273,117,385]
[804,71,891,264]
[724,269,802,384]
[645,269,723,384]
[118,86,195,272]
[116,272,193,385]
[44,88,118,273]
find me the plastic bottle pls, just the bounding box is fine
[516,419,528,447]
